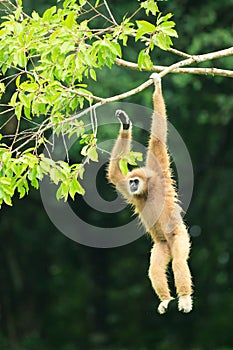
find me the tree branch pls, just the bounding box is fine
[62,47,233,124]
[159,47,233,78]
[10,47,233,155]
[115,58,233,78]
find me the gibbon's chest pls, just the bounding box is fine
[132,195,165,236]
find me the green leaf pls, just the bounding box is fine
[42,6,57,21]
[20,81,39,92]
[160,27,178,38]
[15,104,23,120]
[127,151,143,166]
[56,182,69,201]
[135,20,156,41]
[81,144,89,156]
[64,11,75,29]
[15,6,22,21]
[141,0,159,16]
[1,150,12,162]
[24,106,31,119]
[69,177,85,199]
[17,49,27,68]
[19,92,31,109]
[0,82,6,95]
[31,10,40,20]
[108,41,122,57]
[40,158,51,174]
[90,69,96,81]
[50,168,61,185]
[157,13,173,25]
[17,178,29,199]
[88,147,98,162]
[119,158,128,175]
[17,183,26,199]
[158,21,178,38]
[79,0,87,6]
[137,49,153,70]
[16,75,21,88]
[3,194,12,206]
[9,92,18,107]
[153,32,173,50]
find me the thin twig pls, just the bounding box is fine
[0,107,15,116]
[168,48,192,59]
[103,0,118,25]
[10,116,20,151]
[62,128,69,163]
[0,112,15,130]
[86,1,115,25]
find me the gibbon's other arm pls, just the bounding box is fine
[107,110,132,186]
[146,73,170,172]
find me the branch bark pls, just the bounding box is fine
[11,47,233,154]
[61,47,233,124]
[115,58,233,78]
[159,47,233,78]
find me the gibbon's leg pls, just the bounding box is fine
[107,110,132,186]
[146,73,170,172]
[169,224,193,313]
[148,242,173,314]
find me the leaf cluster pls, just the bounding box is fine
[0,146,85,207]
[0,0,178,206]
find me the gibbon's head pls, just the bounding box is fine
[127,169,148,196]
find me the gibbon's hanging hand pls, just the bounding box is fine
[115,109,132,130]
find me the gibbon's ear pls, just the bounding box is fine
[115,109,132,130]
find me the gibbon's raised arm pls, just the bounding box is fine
[146,74,170,172]
[107,110,132,186]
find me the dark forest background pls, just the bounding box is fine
[0,0,233,349]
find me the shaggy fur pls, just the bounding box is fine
[107,74,193,314]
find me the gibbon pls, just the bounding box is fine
[107,73,193,314]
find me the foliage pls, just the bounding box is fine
[0,0,180,207]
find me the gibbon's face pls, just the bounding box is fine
[128,177,146,195]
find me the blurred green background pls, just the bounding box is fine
[0,0,233,349]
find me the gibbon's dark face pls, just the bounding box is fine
[128,177,144,195]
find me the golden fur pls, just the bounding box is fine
[107,74,193,313]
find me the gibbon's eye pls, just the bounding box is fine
[131,179,139,185]
[129,178,139,185]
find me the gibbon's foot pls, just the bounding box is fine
[157,299,173,314]
[115,109,131,130]
[178,295,193,313]
[150,73,161,88]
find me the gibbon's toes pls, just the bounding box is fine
[157,299,172,314]
[178,295,193,313]
[115,109,130,125]
[150,72,161,84]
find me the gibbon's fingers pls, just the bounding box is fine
[150,73,162,89]
[115,109,132,130]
